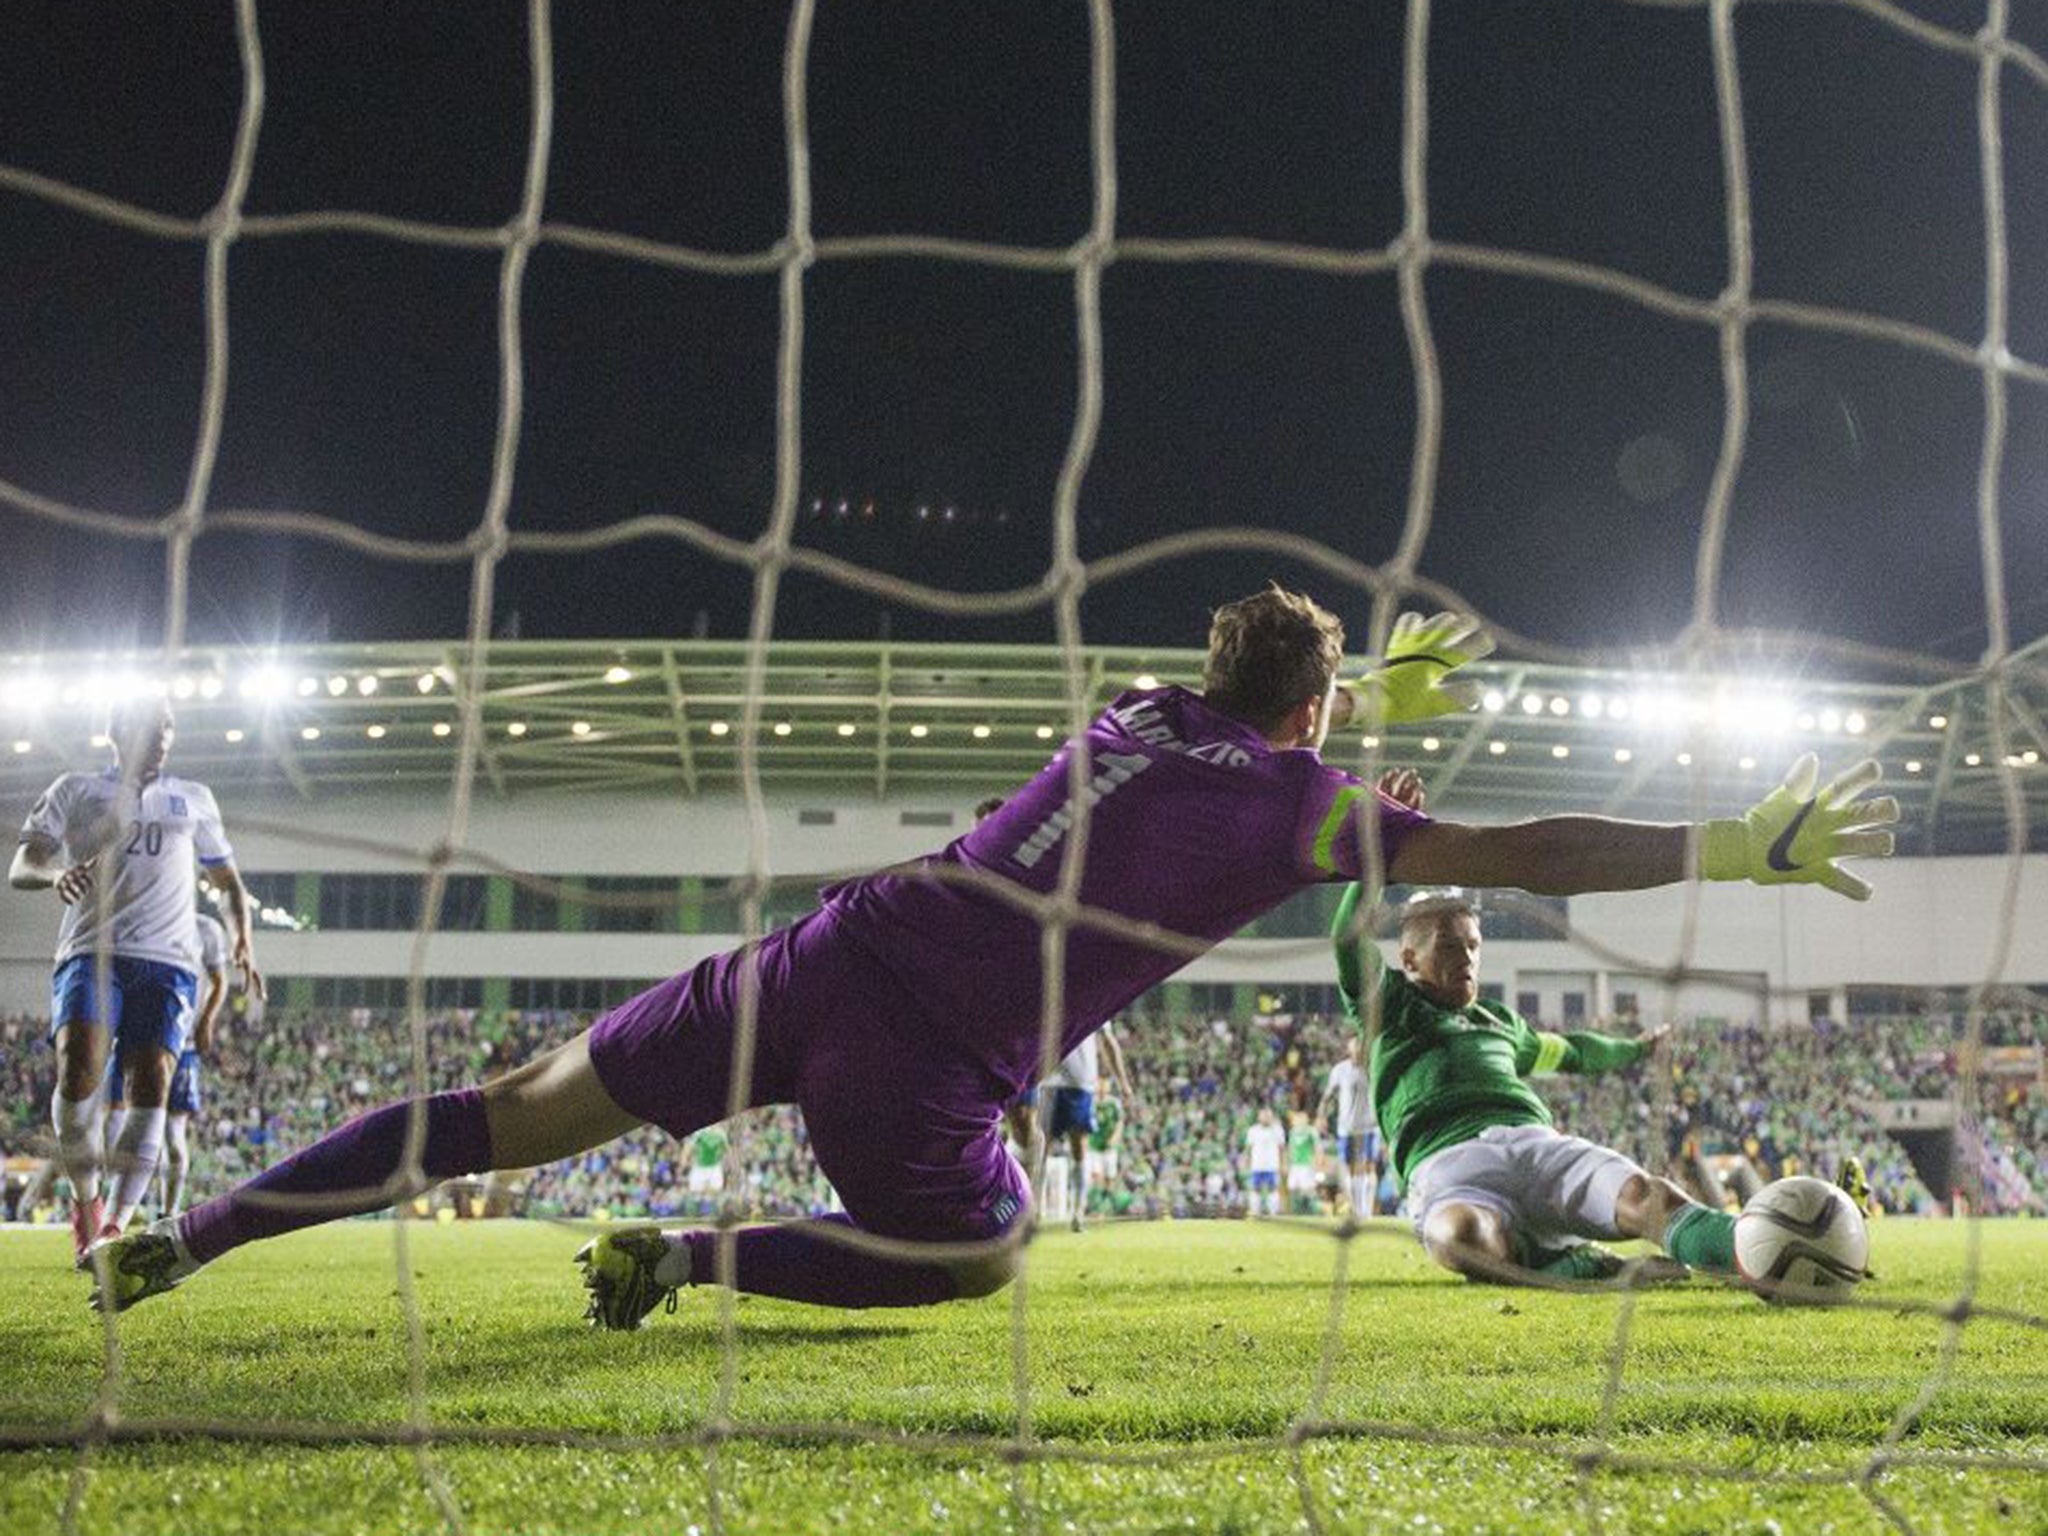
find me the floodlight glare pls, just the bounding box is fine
[971,724,992,739]
[300,726,321,741]
[1929,714,1948,729]
[366,724,387,740]
[1551,744,1570,759]
[1481,690,1505,712]
[908,724,929,739]
[1578,695,1604,720]
[326,675,348,697]
[604,666,632,684]
[1133,673,1160,690]
[1035,725,1055,740]
[1818,709,1841,734]
[707,721,731,737]
[298,677,319,698]
[1421,737,1440,752]
[1521,695,1543,715]
[1844,711,1867,735]
[171,676,195,700]
[572,721,592,737]
[416,674,436,693]
[1614,748,1632,763]
[198,675,223,700]
[835,722,856,737]
[1548,696,1569,716]
[357,676,379,697]
[772,722,792,737]
[1487,740,1506,755]
[225,729,245,743]
[506,721,528,737]
[432,722,452,738]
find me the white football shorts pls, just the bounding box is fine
[1405,1124,1644,1248]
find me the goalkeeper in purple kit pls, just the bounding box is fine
[91,587,1895,1328]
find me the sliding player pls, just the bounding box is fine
[10,697,262,1257]
[1332,766,1886,1284]
[93,591,1893,1323]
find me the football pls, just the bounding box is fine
[1734,1177,1872,1303]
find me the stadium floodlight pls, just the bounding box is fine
[1844,711,1867,735]
[506,721,528,737]
[1551,744,1569,759]
[10,740,29,754]
[1929,714,1949,729]
[1965,752,1982,766]
[237,669,289,701]
[1676,751,1693,766]
[1579,694,1604,720]
[603,665,632,684]
[224,729,245,743]
[771,722,792,737]
[171,675,196,700]
[707,721,731,737]
[1818,708,1842,734]
[1615,747,1632,763]
[366,724,387,740]
[835,722,856,737]
[1607,697,1630,721]
[1520,695,1543,715]
[1739,756,1757,770]
[0,675,54,711]
[1548,696,1569,716]
[300,726,321,741]
[908,724,929,739]
[1360,734,1379,748]
[416,673,436,693]
[1796,712,1816,731]
[1905,759,1922,773]
[432,722,452,738]
[198,675,223,700]
[1481,689,1505,712]
[1487,740,1506,755]
[326,675,348,697]
[1132,673,1159,690]
[572,721,592,736]
[971,724,992,739]
[297,676,319,698]
[89,733,110,748]
[1035,725,1055,740]
[1420,736,1440,752]
[357,676,379,697]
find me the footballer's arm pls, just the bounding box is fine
[1388,815,1688,897]
[202,863,266,1001]
[9,833,62,891]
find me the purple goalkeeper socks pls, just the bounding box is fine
[682,1215,962,1308]
[179,1089,493,1266]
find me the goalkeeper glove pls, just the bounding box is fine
[1340,611,1496,727]
[1699,754,1899,902]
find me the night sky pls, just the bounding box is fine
[2,1,2044,667]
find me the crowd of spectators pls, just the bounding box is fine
[3,1004,2042,1223]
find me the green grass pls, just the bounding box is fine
[3,1219,2046,1535]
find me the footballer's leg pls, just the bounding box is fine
[1613,1171,1736,1275]
[1420,1200,1519,1282]
[1067,1128,1088,1232]
[92,1029,645,1312]
[104,1043,172,1236]
[161,1112,192,1217]
[51,1017,110,1261]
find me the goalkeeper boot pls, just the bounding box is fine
[1837,1156,1874,1218]
[575,1226,682,1331]
[87,1230,191,1313]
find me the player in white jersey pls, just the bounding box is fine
[1039,1023,1134,1232]
[9,698,263,1259]
[1317,1035,1382,1216]
[1243,1106,1286,1215]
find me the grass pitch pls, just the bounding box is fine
[3,1218,2045,1535]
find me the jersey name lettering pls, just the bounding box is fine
[1011,752,1153,869]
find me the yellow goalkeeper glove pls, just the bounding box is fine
[1340,611,1496,727]
[1699,754,1899,902]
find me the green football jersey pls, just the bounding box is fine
[1330,882,1647,1191]
[1088,1097,1122,1152]
[691,1129,729,1170]
[1287,1124,1318,1169]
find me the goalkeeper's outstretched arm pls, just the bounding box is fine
[1388,754,1898,903]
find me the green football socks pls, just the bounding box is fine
[1661,1204,1736,1272]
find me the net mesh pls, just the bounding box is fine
[2,0,2046,1531]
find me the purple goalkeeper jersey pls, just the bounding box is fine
[824,686,1430,1090]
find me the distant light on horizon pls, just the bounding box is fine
[1133,673,1159,690]
[604,665,632,684]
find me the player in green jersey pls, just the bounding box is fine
[685,1126,730,1212]
[1085,1094,1124,1212]
[1285,1111,1322,1215]
[1331,765,1889,1286]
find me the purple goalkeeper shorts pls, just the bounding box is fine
[588,909,1029,1244]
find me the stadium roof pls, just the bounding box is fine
[2,638,2044,855]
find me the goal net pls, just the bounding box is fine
[1,0,2044,1531]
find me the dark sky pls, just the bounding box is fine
[2,0,2044,665]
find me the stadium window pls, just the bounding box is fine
[899,809,954,828]
[510,880,562,931]
[585,876,679,933]
[1562,992,1587,1023]
[319,873,422,931]
[1516,991,1542,1023]
[240,872,303,924]
[1479,982,1505,1005]
[435,874,489,932]
[1613,990,1639,1022]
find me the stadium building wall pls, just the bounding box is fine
[2,789,2045,1021]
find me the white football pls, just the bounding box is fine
[1733,1176,1870,1303]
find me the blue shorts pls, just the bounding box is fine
[1251,1169,1279,1191]
[1338,1131,1382,1168]
[51,955,196,1062]
[169,1050,203,1116]
[1044,1086,1096,1141]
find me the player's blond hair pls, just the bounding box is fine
[1201,584,1345,731]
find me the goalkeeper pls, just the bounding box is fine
[92,588,1893,1325]
[1334,757,1896,1283]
